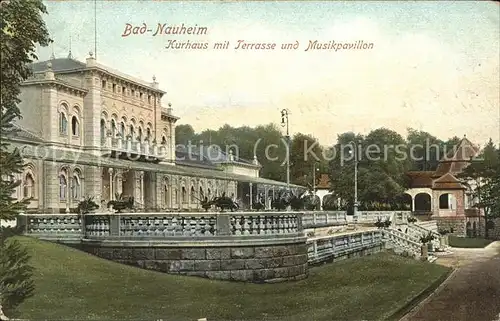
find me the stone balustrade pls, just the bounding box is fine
[17,213,82,243]
[307,230,383,265]
[384,228,421,258]
[101,135,169,159]
[302,211,347,228]
[83,212,302,240]
[356,211,411,223]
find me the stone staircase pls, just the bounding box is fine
[385,219,446,262]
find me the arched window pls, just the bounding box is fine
[138,127,143,141]
[100,119,106,142]
[190,186,195,200]
[130,125,135,138]
[71,116,79,136]
[146,128,151,141]
[59,113,68,134]
[199,186,204,199]
[59,174,67,201]
[71,174,81,200]
[111,119,117,137]
[181,186,187,203]
[120,122,125,137]
[23,173,34,198]
[161,136,167,145]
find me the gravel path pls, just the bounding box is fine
[401,241,500,321]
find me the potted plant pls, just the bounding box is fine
[383,218,392,228]
[425,231,436,252]
[375,218,385,229]
[76,196,99,214]
[419,234,429,259]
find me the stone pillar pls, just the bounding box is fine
[108,168,114,201]
[249,183,253,210]
[133,171,143,209]
[83,56,102,153]
[115,169,123,196]
[412,196,415,212]
[84,165,102,203]
[155,175,163,209]
[140,173,144,208]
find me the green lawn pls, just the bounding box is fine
[449,235,493,248]
[15,236,450,321]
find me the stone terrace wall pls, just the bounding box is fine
[83,242,307,283]
[435,216,467,237]
[488,218,500,240]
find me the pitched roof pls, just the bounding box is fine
[432,173,465,190]
[30,58,86,73]
[406,171,434,188]
[434,136,479,177]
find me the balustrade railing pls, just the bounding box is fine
[100,135,169,158]
[230,214,300,235]
[307,230,383,264]
[82,212,303,239]
[17,214,82,240]
[302,211,346,228]
[384,228,421,257]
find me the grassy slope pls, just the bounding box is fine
[449,236,493,248]
[16,236,450,321]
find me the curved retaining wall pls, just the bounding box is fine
[20,211,308,283]
[82,238,307,283]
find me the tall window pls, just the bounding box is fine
[120,122,125,137]
[146,128,151,140]
[59,113,68,134]
[23,173,34,198]
[199,186,204,199]
[71,175,80,200]
[111,119,117,137]
[100,119,106,142]
[138,127,143,141]
[161,136,167,144]
[182,187,187,203]
[130,125,135,138]
[59,175,67,201]
[71,116,79,136]
[190,186,195,200]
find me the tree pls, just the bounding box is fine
[289,133,322,186]
[328,128,412,212]
[174,124,197,145]
[406,128,443,171]
[1,0,51,318]
[458,139,500,238]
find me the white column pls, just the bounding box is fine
[108,168,114,201]
[249,183,253,210]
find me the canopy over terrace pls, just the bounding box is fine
[10,138,305,211]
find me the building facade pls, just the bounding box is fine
[8,53,303,214]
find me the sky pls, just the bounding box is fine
[38,0,500,147]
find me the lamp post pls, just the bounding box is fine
[281,109,290,193]
[312,162,319,193]
[348,142,359,219]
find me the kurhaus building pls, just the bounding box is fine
[8,52,303,213]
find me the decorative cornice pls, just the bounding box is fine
[21,79,88,96]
